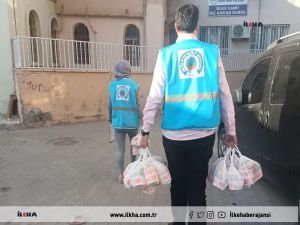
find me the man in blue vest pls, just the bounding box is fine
[109,60,141,184]
[140,4,237,225]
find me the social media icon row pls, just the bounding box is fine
[189,211,226,219]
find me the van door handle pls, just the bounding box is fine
[240,105,253,110]
[240,104,260,111]
[264,111,270,129]
[258,110,264,128]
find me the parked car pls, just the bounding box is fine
[218,32,300,207]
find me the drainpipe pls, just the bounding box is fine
[11,0,22,122]
[12,0,18,36]
[258,0,261,22]
[257,0,262,48]
[14,70,23,123]
[11,0,18,93]
[143,0,147,46]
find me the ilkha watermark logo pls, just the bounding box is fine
[243,21,263,27]
[17,211,37,217]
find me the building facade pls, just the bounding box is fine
[1,0,300,123]
[6,0,300,74]
[167,0,300,52]
[7,0,166,47]
[1,0,167,120]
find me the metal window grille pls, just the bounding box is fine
[74,23,90,64]
[124,25,140,66]
[51,18,59,66]
[199,26,229,55]
[29,10,40,63]
[250,24,290,51]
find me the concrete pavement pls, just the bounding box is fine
[0,118,297,225]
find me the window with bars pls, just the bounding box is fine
[29,10,41,63]
[74,23,90,64]
[199,26,229,55]
[124,25,140,66]
[250,24,290,51]
[51,18,59,66]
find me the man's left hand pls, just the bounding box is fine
[223,134,237,148]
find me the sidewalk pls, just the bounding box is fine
[0,113,21,130]
[0,118,295,225]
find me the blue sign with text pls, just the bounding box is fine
[208,0,248,16]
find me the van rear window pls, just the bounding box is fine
[271,52,300,108]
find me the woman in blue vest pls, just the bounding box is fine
[109,60,141,184]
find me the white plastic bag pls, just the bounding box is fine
[150,158,171,184]
[235,147,263,187]
[208,145,263,191]
[227,149,244,190]
[207,150,230,190]
[123,159,140,188]
[151,155,168,166]
[123,147,171,193]
[131,134,151,155]
[123,152,146,188]
[131,134,142,155]
[142,149,160,186]
[225,149,240,169]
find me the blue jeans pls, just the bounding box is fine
[114,128,138,175]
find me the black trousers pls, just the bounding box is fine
[163,134,215,225]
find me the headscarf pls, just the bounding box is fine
[113,60,131,79]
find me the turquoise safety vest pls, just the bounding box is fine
[161,39,220,130]
[109,78,139,129]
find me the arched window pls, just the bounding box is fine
[29,10,41,37]
[124,25,140,66]
[29,10,41,63]
[51,18,59,38]
[74,23,90,64]
[51,18,59,65]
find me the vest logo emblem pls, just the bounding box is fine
[178,48,204,79]
[116,85,130,101]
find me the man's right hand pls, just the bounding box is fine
[140,135,149,148]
